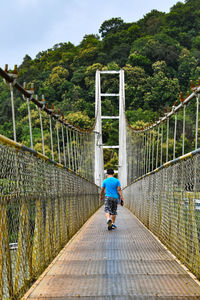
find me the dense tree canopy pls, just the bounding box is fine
[1,0,200,167]
[99,17,124,38]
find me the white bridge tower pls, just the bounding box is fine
[94,70,127,188]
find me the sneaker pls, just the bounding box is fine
[112,224,117,229]
[107,219,112,230]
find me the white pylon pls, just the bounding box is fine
[94,69,127,188]
[118,69,127,188]
[94,70,104,187]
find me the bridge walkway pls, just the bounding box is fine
[23,206,200,299]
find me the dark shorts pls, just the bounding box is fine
[104,196,118,215]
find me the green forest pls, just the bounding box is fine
[1,0,200,167]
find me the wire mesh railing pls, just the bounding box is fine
[0,134,100,299]
[2,64,200,297]
[0,66,95,181]
[124,82,200,279]
[126,84,200,185]
[123,149,200,279]
[0,66,101,298]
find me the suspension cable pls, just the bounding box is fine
[69,129,74,171]
[61,124,66,167]
[49,115,54,161]
[38,106,45,156]
[156,125,160,169]
[148,130,152,172]
[195,94,199,150]
[173,113,177,160]
[182,106,186,156]
[166,117,169,162]
[56,121,61,164]
[66,126,71,169]
[9,83,17,142]
[152,129,155,171]
[160,123,163,166]
[27,97,33,149]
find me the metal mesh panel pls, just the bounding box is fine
[124,152,200,279]
[126,89,200,185]
[0,139,100,299]
[0,68,96,183]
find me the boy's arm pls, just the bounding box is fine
[100,187,105,201]
[117,186,123,200]
[117,186,124,206]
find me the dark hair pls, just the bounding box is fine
[107,168,114,175]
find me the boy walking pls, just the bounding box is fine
[100,168,124,230]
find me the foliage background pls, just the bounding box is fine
[1,0,200,167]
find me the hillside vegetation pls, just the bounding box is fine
[0,0,200,166]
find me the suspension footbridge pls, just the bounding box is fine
[0,66,200,299]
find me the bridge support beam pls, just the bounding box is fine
[118,69,127,188]
[94,69,127,188]
[94,70,104,187]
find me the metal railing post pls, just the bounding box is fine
[182,106,186,156]
[49,116,54,161]
[195,95,199,150]
[173,113,177,160]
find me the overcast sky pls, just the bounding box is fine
[0,0,181,68]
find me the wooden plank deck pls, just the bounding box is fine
[23,206,200,299]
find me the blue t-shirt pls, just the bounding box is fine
[102,177,121,199]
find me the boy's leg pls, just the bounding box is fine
[111,215,116,223]
[106,213,112,230]
[106,212,111,220]
[105,197,112,230]
[111,199,117,228]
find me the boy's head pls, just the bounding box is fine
[107,168,114,175]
